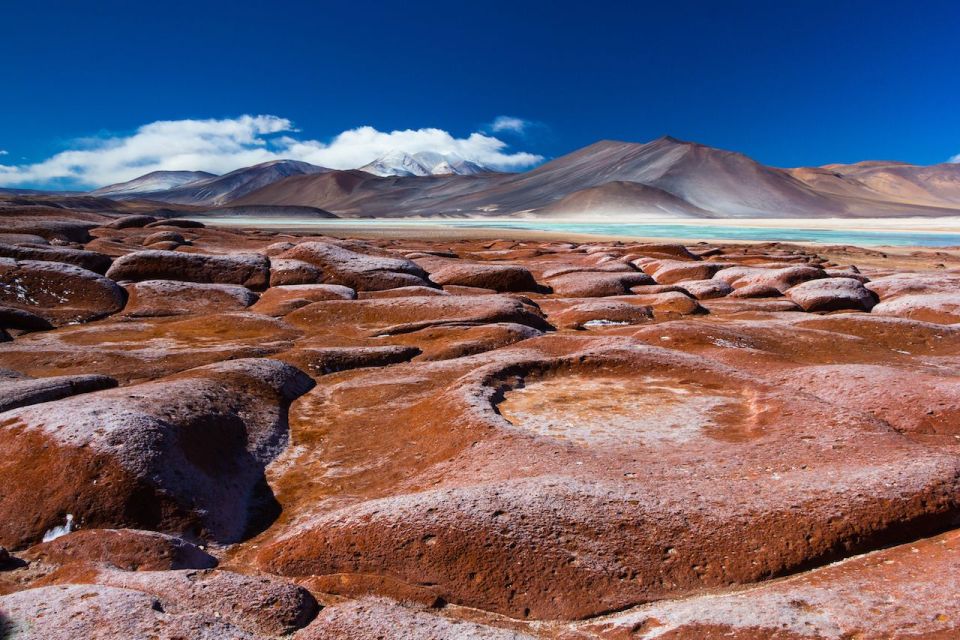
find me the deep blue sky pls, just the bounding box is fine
[3,0,959,173]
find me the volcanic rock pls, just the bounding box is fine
[644,259,725,284]
[269,258,324,286]
[785,277,877,312]
[282,241,432,291]
[714,265,825,292]
[0,306,53,332]
[0,243,112,274]
[23,528,217,571]
[545,271,654,297]
[106,250,270,289]
[0,358,314,548]
[0,373,117,413]
[251,284,356,317]
[0,258,125,325]
[428,263,540,292]
[144,218,205,229]
[103,214,157,229]
[122,280,258,317]
[551,300,654,329]
[142,230,185,246]
[679,279,733,300]
[872,293,960,324]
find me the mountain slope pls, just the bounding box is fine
[89,138,960,219]
[100,160,329,206]
[91,170,216,197]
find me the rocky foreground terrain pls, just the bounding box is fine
[1,205,960,639]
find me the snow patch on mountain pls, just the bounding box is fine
[360,151,493,177]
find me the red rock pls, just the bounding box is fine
[250,284,356,316]
[872,293,960,324]
[142,230,185,246]
[582,530,960,639]
[144,218,205,228]
[0,258,125,325]
[785,277,877,312]
[628,291,705,315]
[728,283,783,298]
[106,250,270,289]
[359,285,450,299]
[285,295,552,338]
[282,241,432,291]
[279,345,421,376]
[714,265,825,292]
[23,528,217,571]
[546,271,654,297]
[551,300,654,329]
[644,259,725,284]
[0,373,116,413]
[428,263,540,292]
[0,306,53,332]
[297,597,534,639]
[0,243,112,274]
[103,215,157,229]
[0,358,314,548]
[259,337,960,620]
[0,584,260,639]
[679,279,733,300]
[865,273,960,299]
[122,280,258,317]
[269,258,323,286]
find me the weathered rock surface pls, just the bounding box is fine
[251,284,356,316]
[106,250,270,289]
[546,271,654,297]
[282,241,432,290]
[0,373,117,413]
[551,300,654,329]
[714,265,825,293]
[785,276,877,312]
[269,258,324,286]
[259,338,960,620]
[23,528,217,571]
[0,358,314,548]
[0,243,112,274]
[123,280,258,316]
[679,278,733,300]
[297,597,535,639]
[429,263,540,292]
[103,214,157,229]
[142,230,186,246]
[872,292,960,324]
[0,258,125,324]
[0,216,958,638]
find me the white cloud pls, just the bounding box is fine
[489,116,531,134]
[951,153,960,163]
[0,150,8,156]
[0,115,544,188]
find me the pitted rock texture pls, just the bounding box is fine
[0,258,125,324]
[282,241,432,290]
[106,250,270,289]
[122,280,258,316]
[0,358,314,548]
[0,219,958,638]
[23,528,217,571]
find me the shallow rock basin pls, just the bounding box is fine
[497,374,751,447]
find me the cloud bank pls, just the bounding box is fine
[0,115,544,188]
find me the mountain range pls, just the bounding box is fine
[50,137,960,218]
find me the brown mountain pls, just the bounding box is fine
[98,137,960,219]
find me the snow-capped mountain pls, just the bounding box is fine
[359,151,492,177]
[91,170,216,197]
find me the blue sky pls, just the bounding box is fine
[2,0,959,188]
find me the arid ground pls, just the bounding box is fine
[1,205,960,639]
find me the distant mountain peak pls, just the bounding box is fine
[91,170,216,197]
[359,151,492,177]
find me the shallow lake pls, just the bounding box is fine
[191,217,960,247]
